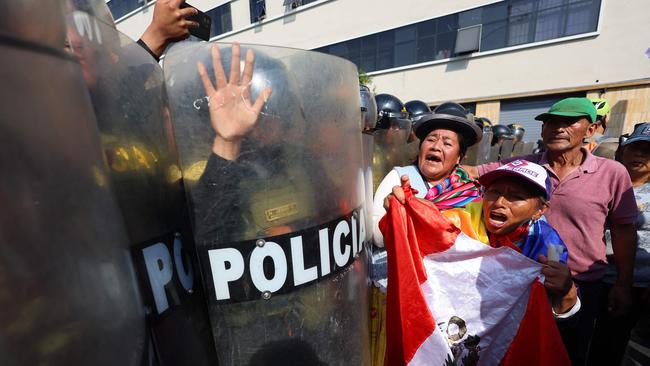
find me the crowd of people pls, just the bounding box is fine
[63,1,649,364]
[369,91,650,365]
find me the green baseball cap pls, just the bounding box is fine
[534,97,597,123]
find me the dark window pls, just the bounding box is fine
[394,26,416,67]
[459,8,483,28]
[480,2,508,51]
[107,0,147,20]
[376,30,395,70]
[507,0,535,46]
[436,31,456,60]
[360,35,377,73]
[250,0,266,23]
[535,0,564,41]
[565,0,600,36]
[206,3,232,38]
[416,20,437,62]
[312,0,600,73]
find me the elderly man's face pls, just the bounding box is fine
[541,116,596,152]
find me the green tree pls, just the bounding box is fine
[358,70,373,87]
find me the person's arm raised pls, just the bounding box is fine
[197,43,272,161]
[140,0,199,59]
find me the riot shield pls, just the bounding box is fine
[487,144,500,162]
[360,89,376,257]
[593,138,619,160]
[0,2,145,365]
[477,128,494,164]
[521,141,536,155]
[462,144,480,165]
[499,138,515,159]
[371,118,413,191]
[164,42,371,365]
[404,137,420,166]
[63,7,217,365]
[511,141,524,157]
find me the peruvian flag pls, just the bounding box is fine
[379,184,570,366]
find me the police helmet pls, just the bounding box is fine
[491,124,513,145]
[375,93,407,129]
[360,85,377,130]
[475,117,493,130]
[508,123,525,142]
[414,101,482,146]
[404,100,431,123]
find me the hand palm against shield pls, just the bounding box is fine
[197,43,272,142]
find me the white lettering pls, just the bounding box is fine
[208,248,245,300]
[143,243,173,313]
[250,242,287,293]
[333,220,351,267]
[319,228,331,276]
[291,236,318,286]
[173,235,193,292]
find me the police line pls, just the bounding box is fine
[199,207,368,303]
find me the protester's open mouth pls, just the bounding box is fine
[487,211,508,228]
[425,154,442,163]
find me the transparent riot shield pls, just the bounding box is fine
[63,7,217,365]
[522,141,536,155]
[164,42,371,365]
[0,2,145,365]
[371,118,413,191]
[404,133,420,166]
[477,128,494,164]
[593,138,619,159]
[462,144,480,165]
[511,141,525,157]
[487,144,500,162]
[499,138,515,159]
[360,88,377,255]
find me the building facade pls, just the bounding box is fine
[112,0,650,141]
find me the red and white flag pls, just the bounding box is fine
[379,186,570,366]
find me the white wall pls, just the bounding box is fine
[369,0,650,103]
[116,0,650,103]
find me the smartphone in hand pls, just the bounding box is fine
[180,2,212,41]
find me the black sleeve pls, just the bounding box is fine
[137,39,160,62]
[192,154,246,245]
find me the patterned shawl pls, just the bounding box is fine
[424,165,482,210]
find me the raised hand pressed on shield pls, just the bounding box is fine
[197,43,272,159]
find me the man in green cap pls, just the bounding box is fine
[464,97,637,365]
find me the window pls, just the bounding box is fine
[360,34,377,72]
[507,0,534,46]
[284,0,318,11]
[206,3,232,38]
[480,2,508,51]
[565,0,600,36]
[314,0,600,73]
[535,0,564,41]
[250,0,266,23]
[376,31,395,70]
[107,0,147,20]
[394,26,416,67]
[416,20,437,62]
